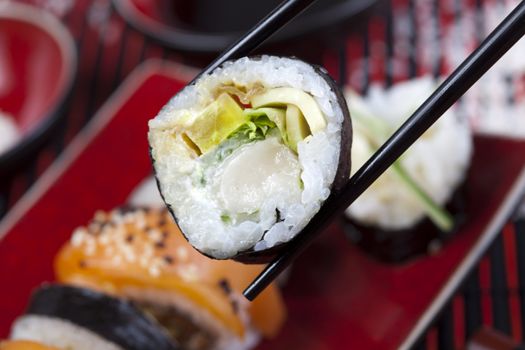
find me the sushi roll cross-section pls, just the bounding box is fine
[148,55,352,262]
[10,284,178,350]
[55,207,286,350]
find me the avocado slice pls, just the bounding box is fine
[250,87,327,133]
[183,93,248,154]
[285,104,311,152]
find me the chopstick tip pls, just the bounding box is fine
[243,284,258,301]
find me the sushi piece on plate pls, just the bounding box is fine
[10,284,178,350]
[343,77,473,261]
[148,55,352,262]
[55,207,286,350]
[0,340,59,350]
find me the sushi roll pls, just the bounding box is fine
[10,284,178,350]
[55,207,286,350]
[343,77,472,260]
[148,55,352,262]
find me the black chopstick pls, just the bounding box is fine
[190,0,318,84]
[244,0,525,301]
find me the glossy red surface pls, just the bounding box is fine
[0,61,524,349]
[0,6,72,133]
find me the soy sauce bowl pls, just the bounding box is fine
[0,2,77,175]
[112,0,380,53]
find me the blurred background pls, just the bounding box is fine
[1,0,525,349]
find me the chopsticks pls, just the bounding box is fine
[244,0,525,300]
[191,0,318,83]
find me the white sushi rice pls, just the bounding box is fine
[0,111,20,155]
[10,315,123,350]
[345,76,473,230]
[149,56,345,258]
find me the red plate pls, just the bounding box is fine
[1,60,525,349]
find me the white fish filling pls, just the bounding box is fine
[149,56,344,258]
[217,137,302,215]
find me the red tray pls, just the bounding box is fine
[1,60,525,349]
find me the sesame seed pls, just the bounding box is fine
[71,229,87,246]
[123,247,136,263]
[148,266,161,277]
[176,247,188,261]
[99,235,110,245]
[147,229,162,241]
[179,264,199,281]
[218,279,232,295]
[163,255,174,264]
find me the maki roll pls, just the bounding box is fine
[55,207,286,350]
[148,55,352,261]
[10,284,178,350]
[343,77,472,261]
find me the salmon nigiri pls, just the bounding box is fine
[55,207,286,350]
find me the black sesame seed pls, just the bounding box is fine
[79,260,87,268]
[218,279,232,295]
[125,235,134,243]
[155,241,166,249]
[163,255,174,264]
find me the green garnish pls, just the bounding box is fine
[228,114,276,141]
[350,94,454,232]
[220,214,231,224]
[243,107,287,140]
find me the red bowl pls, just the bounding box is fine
[0,2,76,175]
